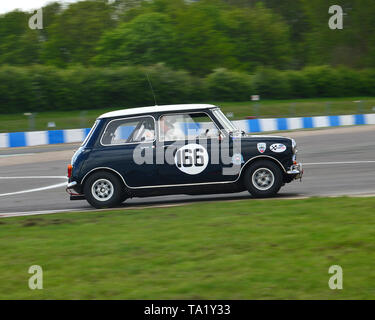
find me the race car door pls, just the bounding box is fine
[155,112,234,185]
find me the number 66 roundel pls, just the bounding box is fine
[174,144,209,175]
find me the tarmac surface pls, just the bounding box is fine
[0,125,374,217]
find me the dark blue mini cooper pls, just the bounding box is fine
[67,104,303,208]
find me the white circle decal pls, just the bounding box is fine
[270,143,287,153]
[174,144,209,175]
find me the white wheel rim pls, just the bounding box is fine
[252,168,275,191]
[91,178,114,202]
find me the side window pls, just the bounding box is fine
[101,116,155,145]
[159,113,220,142]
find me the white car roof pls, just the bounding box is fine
[98,104,217,119]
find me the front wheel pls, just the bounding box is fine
[243,160,283,198]
[83,171,126,209]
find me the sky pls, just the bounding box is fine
[0,0,80,14]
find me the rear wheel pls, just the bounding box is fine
[84,171,126,209]
[243,160,283,198]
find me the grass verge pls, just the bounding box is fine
[1,97,374,133]
[0,197,374,299]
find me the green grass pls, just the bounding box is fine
[1,97,374,133]
[218,96,375,119]
[0,197,374,299]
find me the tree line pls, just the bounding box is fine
[1,0,375,75]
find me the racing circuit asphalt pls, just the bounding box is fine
[0,125,374,217]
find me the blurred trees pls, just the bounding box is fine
[1,0,374,73]
[40,1,115,67]
[0,0,375,111]
[93,12,178,67]
[94,0,292,75]
[299,0,375,69]
[172,0,236,75]
[222,3,291,72]
[205,68,254,101]
[0,10,36,65]
[1,64,374,113]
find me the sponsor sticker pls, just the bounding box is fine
[270,143,286,153]
[174,144,209,175]
[257,143,266,154]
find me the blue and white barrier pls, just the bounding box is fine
[0,113,374,148]
[232,113,375,133]
[0,128,91,148]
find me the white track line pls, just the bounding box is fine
[0,204,187,218]
[0,209,90,218]
[0,182,67,197]
[304,161,375,166]
[0,176,68,179]
[0,208,90,218]
[0,176,68,197]
[0,153,35,158]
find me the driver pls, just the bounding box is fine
[159,116,186,141]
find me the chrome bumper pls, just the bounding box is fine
[287,163,303,180]
[66,181,85,200]
[66,181,77,189]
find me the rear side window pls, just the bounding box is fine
[81,120,99,147]
[101,116,155,146]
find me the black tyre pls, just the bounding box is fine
[243,160,283,198]
[83,171,126,209]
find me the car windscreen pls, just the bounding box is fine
[211,108,238,133]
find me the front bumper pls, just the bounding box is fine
[286,162,303,180]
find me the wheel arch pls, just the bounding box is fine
[81,167,129,190]
[239,155,286,183]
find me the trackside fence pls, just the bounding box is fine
[1,113,374,148]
